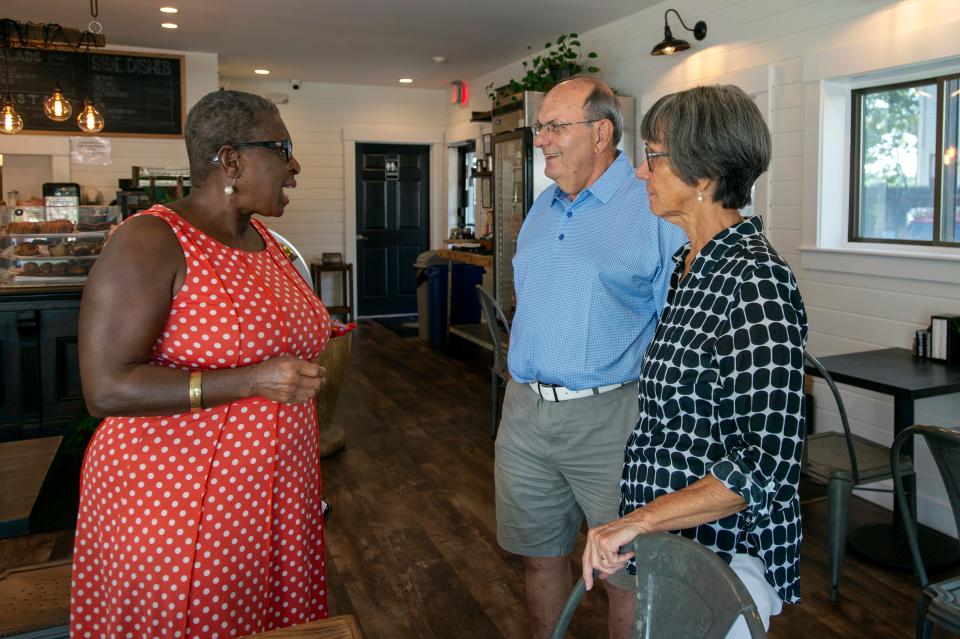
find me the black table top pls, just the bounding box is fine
[805,347,960,399]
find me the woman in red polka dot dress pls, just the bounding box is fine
[71,90,332,638]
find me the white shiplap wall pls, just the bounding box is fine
[225,79,449,270]
[452,0,960,537]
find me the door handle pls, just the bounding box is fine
[357,235,369,240]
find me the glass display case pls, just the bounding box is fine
[493,132,528,314]
[132,166,191,204]
[0,205,120,288]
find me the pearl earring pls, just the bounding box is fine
[697,191,703,203]
[224,184,234,195]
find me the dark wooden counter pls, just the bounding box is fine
[0,287,85,440]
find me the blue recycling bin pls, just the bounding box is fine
[424,263,484,348]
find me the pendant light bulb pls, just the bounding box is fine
[1,95,24,135]
[43,83,73,122]
[76,99,105,133]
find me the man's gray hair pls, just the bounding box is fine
[566,75,623,147]
[184,89,280,187]
[640,84,770,210]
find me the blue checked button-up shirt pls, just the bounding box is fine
[508,152,686,390]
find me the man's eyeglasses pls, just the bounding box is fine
[642,143,669,167]
[211,139,294,163]
[531,119,601,137]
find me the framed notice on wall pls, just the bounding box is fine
[1,48,184,137]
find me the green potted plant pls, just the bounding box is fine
[487,33,600,106]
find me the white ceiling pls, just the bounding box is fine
[2,0,659,89]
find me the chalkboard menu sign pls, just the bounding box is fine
[1,48,183,137]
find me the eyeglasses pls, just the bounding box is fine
[211,139,294,163]
[642,143,669,166]
[531,119,601,137]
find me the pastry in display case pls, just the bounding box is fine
[0,205,120,287]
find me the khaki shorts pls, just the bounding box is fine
[495,379,638,590]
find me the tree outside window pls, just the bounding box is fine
[851,75,959,246]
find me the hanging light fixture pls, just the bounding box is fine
[0,51,23,135]
[43,82,73,121]
[76,98,104,133]
[1,94,24,135]
[651,9,708,56]
[76,0,106,133]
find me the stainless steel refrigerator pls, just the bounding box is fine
[491,91,635,313]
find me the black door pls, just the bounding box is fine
[356,143,430,316]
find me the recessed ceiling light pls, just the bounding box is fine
[159,6,178,13]
[254,69,270,75]
[160,22,178,29]
[399,78,413,84]
[432,56,447,64]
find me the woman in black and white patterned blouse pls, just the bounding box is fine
[581,85,807,636]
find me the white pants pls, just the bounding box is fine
[724,553,783,638]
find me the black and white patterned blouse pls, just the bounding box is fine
[620,215,807,604]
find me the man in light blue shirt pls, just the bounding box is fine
[494,77,685,639]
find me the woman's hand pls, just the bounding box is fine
[582,515,648,590]
[582,477,748,590]
[249,354,326,404]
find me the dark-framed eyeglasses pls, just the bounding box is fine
[531,119,601,137]
[642,143,669,166]
[211,139,293,163]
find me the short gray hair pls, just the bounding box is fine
[184,89,280,187]
[566,75,623,146]
[640,85,770,210]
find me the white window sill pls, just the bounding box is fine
[798,245,960,285]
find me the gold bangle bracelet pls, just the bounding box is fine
[189,371,203,412]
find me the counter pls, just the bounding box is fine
[0,287,84,440]
[0,206,116,439]
[437,249,495,350]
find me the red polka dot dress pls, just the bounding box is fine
[71,205,332,638]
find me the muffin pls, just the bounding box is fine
[72,241,94,256]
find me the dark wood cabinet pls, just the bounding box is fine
[0,289,84,440]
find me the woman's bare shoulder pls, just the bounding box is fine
[102,213,181,261]
[89,213,184,290]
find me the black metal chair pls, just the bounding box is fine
[802,351,914,602]
[475,285,510,439]
[891,424,960,639]
[550,533,766,639]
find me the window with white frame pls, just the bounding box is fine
[850,75,959,247]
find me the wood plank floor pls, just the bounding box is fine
[2,320,957,637]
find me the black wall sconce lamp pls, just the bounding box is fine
[651,9,707,56]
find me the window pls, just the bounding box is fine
[850,75,959,246]
[456,143,477,230]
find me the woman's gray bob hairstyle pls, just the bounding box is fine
[640,84,770,210]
